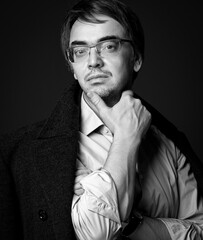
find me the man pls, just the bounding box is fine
[0,0,203,239]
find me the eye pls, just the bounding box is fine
[73,47,88,57]
[101,41,119,53]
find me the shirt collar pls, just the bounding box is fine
[80,92,103,135]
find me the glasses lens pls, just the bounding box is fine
[100,40,120,55]
[68,46,89,63]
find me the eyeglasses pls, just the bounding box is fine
[67,38,133,63]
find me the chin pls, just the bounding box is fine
[85,86,119,106]
[89,87,112,98]
[96,89,120,107]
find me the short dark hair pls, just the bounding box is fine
[61,0,145,64]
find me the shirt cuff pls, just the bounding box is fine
[158,218,203,240]
[78,168,121,224]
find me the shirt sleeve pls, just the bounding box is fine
[158,153,203,240]
[71,169,122,240]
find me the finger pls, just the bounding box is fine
[75,175,87,184]
[121,90,134,97]
[74,183,85,196]
[75,169,91,182]
[75,169,91,176]
[74,182,83,190]
[75,188,85,196]
[86,91,108,112]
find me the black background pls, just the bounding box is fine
[1,0,203,161]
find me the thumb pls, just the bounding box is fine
[86,91,107,113]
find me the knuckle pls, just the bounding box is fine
[135,98,142,105]
[92,96,100,105]
[124,95,134,106]
[146,109,151,118]
[122,90,133,97]
[75,175,82,182]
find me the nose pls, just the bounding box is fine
[88,48,104,69]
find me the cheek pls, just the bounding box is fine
[110,51,134,71]
[72,64,86,81]
[111,58,133,79]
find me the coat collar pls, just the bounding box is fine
[37,81,82,139]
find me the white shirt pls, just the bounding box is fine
[71,93,203,240]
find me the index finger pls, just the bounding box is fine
[121,90,134,97]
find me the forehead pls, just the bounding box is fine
[69,15,126,44]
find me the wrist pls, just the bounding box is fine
[122,211,144,238]
[114,131,142,145]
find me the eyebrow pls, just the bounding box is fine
[70,35,119,46]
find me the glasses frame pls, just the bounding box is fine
[67,38,133,63]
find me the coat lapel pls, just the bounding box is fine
[33,82,82,220]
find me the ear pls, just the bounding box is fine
[133,55,142,72]
[74,73,78,80]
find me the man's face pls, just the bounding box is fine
[69,15,141,105]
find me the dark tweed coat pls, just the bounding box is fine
[0,81,202,240]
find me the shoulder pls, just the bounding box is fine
[150,125,180,155]
[0,120,46,161]
[141,125,181,169]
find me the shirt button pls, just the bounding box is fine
[38,209,48,221]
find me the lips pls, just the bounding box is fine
[86,74,109,81]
